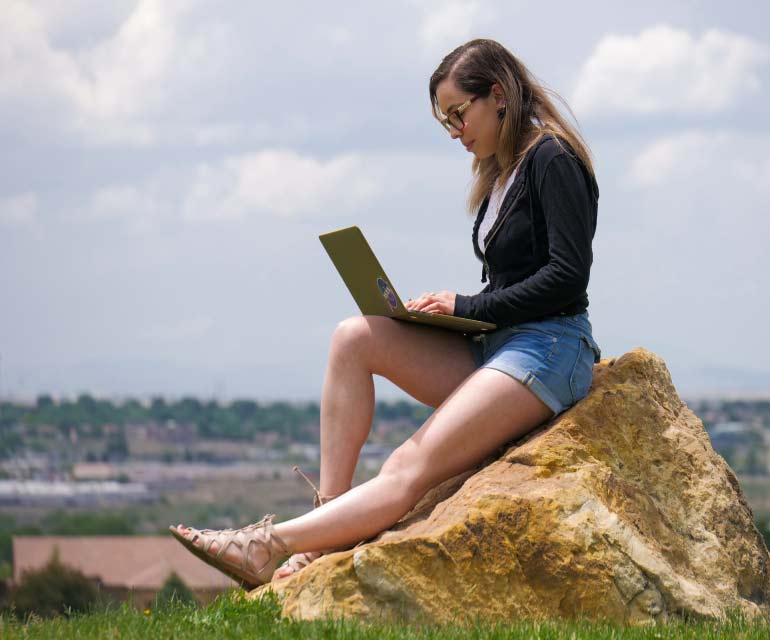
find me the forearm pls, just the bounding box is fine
[454,264,587,326]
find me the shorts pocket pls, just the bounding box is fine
[569,336,596,404]
[582,334,602,363]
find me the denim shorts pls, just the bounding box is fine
[467,311,602,416]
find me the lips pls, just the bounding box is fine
[464,141,474,151]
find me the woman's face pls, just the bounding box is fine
[435,78,504,159]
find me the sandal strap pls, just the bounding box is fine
[187,514,294,583]
[313,491,343,509]
[283,550,322,572]
[292,465,343,508]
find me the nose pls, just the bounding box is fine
[449,126,463,140]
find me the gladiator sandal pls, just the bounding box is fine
[169,513,293,589]
[274,465,343,577]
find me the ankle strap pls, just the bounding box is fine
[258,513,294,557]
[313,492,341,509]
[292,465,343,508]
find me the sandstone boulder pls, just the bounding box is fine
[252,347,770,625]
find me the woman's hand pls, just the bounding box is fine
[405,290,456,315]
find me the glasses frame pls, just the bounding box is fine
[436,95,479,133]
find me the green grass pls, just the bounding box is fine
[1,590,769,640]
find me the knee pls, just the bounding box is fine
[331,315,394,358]
[331,316,372,355]
[378,445,430,500]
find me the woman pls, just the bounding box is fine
[170,38,602,588]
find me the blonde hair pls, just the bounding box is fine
[429,38,594,215]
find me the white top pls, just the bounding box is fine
[478,168,518,254]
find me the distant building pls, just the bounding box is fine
[707,421,769,475]
[12,536,236,608]
[126,420,198,446]
[0,480,155,507]
[72,462,119,481]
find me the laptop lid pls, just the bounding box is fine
[319,225,496,333]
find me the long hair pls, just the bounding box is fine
[428,38,594,215]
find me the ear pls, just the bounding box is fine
[491,83,505,107]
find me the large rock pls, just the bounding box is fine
[252,348,770,625]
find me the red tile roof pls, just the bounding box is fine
[12,536,236,590]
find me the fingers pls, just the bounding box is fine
[406,291,438,311]
[421,301,447,315]
[405,290,456,315]
[407,298,446,314]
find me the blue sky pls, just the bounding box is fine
[1,1,769,401]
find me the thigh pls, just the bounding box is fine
[334,315,478,409]
[380,367,554,495]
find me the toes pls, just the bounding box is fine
[172,525,210,551]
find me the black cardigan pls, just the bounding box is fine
[453,135,599,328]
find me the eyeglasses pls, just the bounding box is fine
[435,96,479,133]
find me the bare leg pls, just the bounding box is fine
[273,315,479,577]
[316,315,480,498]
[175,365,554,578]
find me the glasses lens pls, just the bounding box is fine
[447,112,464,131]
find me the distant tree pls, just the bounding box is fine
[176,396,204,422]
[121,398,146,422]
[76,393,97,414]
[0,401,18,428]
[35,395,54,410]
[40,510,136,536]
[0,431,23,459]
[150,396,172,422]
[745,446,769,476]
[11,548,98,618]
[155,571,197,608]
[105,430,129,461]
[231,399,259,421]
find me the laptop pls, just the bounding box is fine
[319,225,497,334]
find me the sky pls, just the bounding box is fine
[1,0,769,402]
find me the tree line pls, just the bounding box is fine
[0,395,433,457]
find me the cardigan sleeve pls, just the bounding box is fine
[453,152,595,326]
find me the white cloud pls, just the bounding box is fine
[75,147,465,233]
[0,0,228,145]
[415,1,490,50]
[619,130,770,251]
[182,149,383,221]
[627,130,770,192]
[0,193,38,225]
[573,25,770,117]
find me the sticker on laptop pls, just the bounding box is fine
[377,277,398,311]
